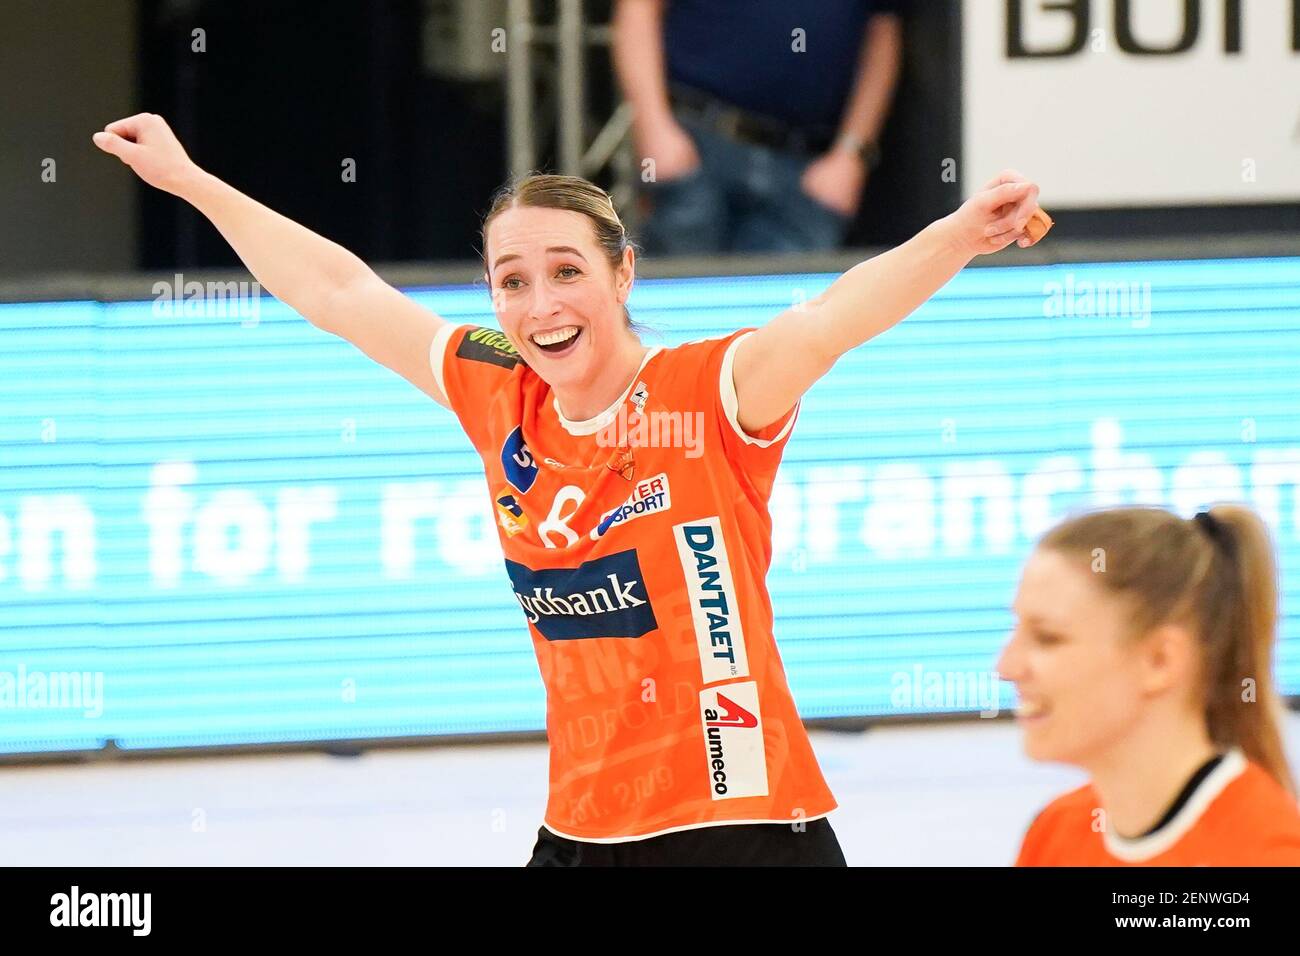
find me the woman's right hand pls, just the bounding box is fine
[92,113,201,197]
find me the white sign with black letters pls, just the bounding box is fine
[962,0,1300,206]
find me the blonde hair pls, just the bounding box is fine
[1039,505,1294,796]
[480,173,643,332]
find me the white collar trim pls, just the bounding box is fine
[552,347,662,436]
[1101,748,1247,862]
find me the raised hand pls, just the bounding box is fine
[92,113,200,197]
[949,169,1049,257]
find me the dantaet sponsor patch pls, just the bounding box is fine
[674,516,750,684]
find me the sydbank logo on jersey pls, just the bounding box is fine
[505,549,658,640]
[700,681,768,800]
[673,517,750,684]
[592,472,672,539]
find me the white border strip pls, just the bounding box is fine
[1102,748,1247,862]
[428,321,467,409]
[543,810,833,845]
[718,331,799,448]
[552,346,662,436]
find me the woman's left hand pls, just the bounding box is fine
[800,149,867,218]
[947,169,1043,257]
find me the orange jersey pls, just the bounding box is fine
[431,323,837,841]
[1016,750,1300,866]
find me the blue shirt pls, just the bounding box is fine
[663,0,903,132]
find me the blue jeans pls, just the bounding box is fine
[638,113,852,255]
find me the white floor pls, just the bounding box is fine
[4,715,1298,866]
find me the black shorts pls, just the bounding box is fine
[525,817,847,866]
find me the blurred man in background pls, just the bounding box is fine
[612,0,903,255]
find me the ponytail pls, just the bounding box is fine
[1198,505,1294,797]
[1039,505,1295,796]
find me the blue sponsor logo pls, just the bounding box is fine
[505,550,658,640]
[595,509,619,537]
[594,490,666,537]
[592,473,672,539]
[501,426,537,493]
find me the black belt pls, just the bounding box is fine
[667,83,836,157]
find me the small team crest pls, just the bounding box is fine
[606,447,635,481]
[494,488,529,537]
[631,381,649,412]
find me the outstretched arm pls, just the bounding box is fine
[93,113,452,407]
[731,171,1044,433]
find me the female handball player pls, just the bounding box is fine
[1001,505,1300,865]
[95,112,1045,865]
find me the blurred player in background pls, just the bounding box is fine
[1000,505,1300,866]
[94,112,1044,865]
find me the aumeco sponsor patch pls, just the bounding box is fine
[699,681,768,800]
[673,516,749,684]
[457,326,521,370]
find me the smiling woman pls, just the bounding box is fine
[431,176,850,861]
[478,175,650,422]
[93,111,1051,866]
[1002,504,1300,866]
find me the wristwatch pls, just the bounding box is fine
[834,132,882,170]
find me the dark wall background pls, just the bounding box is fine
[0,0,138,278]
[136,0,507,269]
[854,0,965,246]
